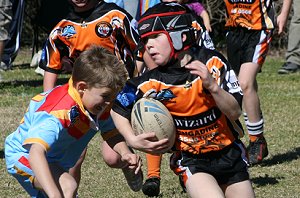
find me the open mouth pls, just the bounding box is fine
[150,52,158,58]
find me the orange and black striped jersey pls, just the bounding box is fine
[113,46,244,154]
[39,1,139,78]
[224,0,275,30]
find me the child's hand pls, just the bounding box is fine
[185,60,218,93]
[121,152,143,174]
[128,132,170,154]
[276,13,288,35]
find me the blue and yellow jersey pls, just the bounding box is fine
[5,79,115,170]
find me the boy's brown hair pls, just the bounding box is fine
[72,45,128,91]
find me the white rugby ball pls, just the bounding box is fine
[131,98,176,151]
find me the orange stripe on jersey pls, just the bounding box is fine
[14,165,34,182]
[20,117,25,124]
[50,110,70,120]
[32,93,47,102]
[206,56,226,85]
[23,138,50,151]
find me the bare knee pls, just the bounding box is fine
[60,174,78,198]
[238,79,249,92]
[102,141,125,168]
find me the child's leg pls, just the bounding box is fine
[69,147,87,184]
[221,180,255,198]
[33,163,78,198]
[238,62,268,164]
[102,139,127,168]
[146,153,162,179]
[227,28,271,165]
[142,153,162,197]
[185,173,224,198]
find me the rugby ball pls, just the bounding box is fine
[131,98,176,151]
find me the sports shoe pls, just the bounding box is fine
[142,177,160,197]
[247,136,269,165]
[0,61,10,71]
[278,62,300,74]
[35,66,45,76]
[30,50,42,68]
[122,167,143,192]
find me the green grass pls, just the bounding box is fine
[0,48,299,197]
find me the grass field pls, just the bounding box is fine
[0,48,299,197]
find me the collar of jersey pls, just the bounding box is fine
[67,78,88,117]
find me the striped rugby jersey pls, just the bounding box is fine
[224,0,275,30]
[39,1,139,78]
[113,46,244,154]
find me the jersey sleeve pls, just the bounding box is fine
[99,115,116,133]
[112,9,140,77]
[112,82,139,120]
[205,51,243,107]
[23,112,63,151]
[222,66,243,108]
[39,22,74,74]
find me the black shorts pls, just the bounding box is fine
[170,141,249,189]
[226,28,273,74]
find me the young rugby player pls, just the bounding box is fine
[111,3,255,197]
[5,46,142,197]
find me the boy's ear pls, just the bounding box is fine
[182,33,187,42]
[76,81,88,94]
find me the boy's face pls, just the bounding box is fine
[70,0,90,7]
[69,0,97,12]
[144,33,172,66]
[81,86,116,115]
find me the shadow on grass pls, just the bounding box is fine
[13,63,31,69]
[0,149,4,159]
[252,174,282,187]
[261,147,300,167]
[251,147,300,187]
[0,78,69,88]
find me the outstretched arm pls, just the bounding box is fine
[277,0,292,34]
[106,132,142,174]
[200,10,212,32]
[43,71,58,92]
[29,143,62,198]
